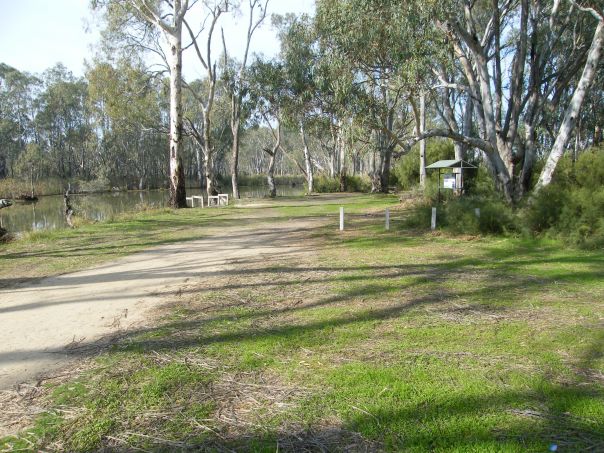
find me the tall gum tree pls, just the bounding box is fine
[534,2,604,193]
[248,59,289,197]
[182,0,230,197]
[316,0,435,193]
[275,14,319,194]
[92,0,190,208]
[221,0,268,199]
[403,0,604,202]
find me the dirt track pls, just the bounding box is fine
[0,219,320,391]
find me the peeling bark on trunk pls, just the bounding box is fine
[195,146,204,189]
[264,118,281,198]
[412,94,427,190]
[267,152,277,198]
[203,92,216,197]
[204,151,215,196]
[167,17,186,208]
[64,187,74,229]
[336,120,345,177]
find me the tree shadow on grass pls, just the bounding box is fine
[2,218,603,451]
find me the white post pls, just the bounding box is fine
[340,207,344,231]
[385,208,390,230]
[431,207,436,230]
[474,208,480,218]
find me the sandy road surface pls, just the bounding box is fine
[0,219,319,391]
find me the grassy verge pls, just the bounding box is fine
[2,194,603,451]
[0,193,396,288]
[0,207,235,288]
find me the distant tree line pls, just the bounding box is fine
[0,60,307,195]
[1,0,603,206]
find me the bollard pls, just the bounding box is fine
[340,206,344,231]
[385,208,390,230]
[474,207,480,218]
[431,207,436,230]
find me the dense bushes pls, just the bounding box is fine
[394,140,454,190]
[402,146,604,248]
[312,174,372,193]
[313,175,340,193]
[403,196,517,235]
[0,178,65,198]
[525,148,604,248]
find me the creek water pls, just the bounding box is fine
[0,185,304,233]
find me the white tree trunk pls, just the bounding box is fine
[419,92,427,189]
[300,123,313,194]
[535,18,604,192]
[167,31,186,207]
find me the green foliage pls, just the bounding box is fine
[403,148,604,247]
[345,175,372,192]
[394,140,453,190]
[312,175,372,193]
[524,148,604,249]
[443,197,517,235]
[404,196,517,235]
[0,177,65,198]
[313,175,341,193]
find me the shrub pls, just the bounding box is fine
[401,195,517,236]
[394,140,454,190]
[443,197,516,235]
[522,146,604,248]
[313,175,340,193]
[311,174,372,193]
[345,175,372,192]
[524,184,569,232]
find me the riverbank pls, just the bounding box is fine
[0,183,306,234]
[0,176,305,199]
[1,194,603,451]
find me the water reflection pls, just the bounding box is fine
[1,185,303,233]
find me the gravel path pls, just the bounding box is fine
[0,219,319,391]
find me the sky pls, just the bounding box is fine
[0,0,315,79]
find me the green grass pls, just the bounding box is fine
[1,194,603,451]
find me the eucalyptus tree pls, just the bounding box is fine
[274,14,321,193]
[533,2,604,193]
[402,0,604,201]
[35,64,90,180]
[181,0,231,197]
[316,0,435,192]
[0,64,41,178]
[15,143,48,197]
[248,58,288,196]
[221,0,268,199]
[92,0,190,207]
[87,59,166,188]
